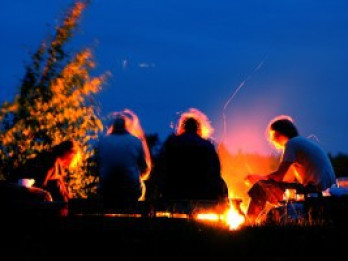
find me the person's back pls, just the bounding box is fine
[283,136,336,190]
[160,118,228,201]
[99,133,146,184]
[98,117,148,209]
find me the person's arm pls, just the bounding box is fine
[245,161,292,185]
[246,139,295,185]
[267,161,292,182]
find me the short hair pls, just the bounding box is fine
[183,117,199,133]
[270,118,299,139]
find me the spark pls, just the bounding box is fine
[138,63,155,68]
[307,134,320,143]
[220,57,267,145]
[122,59,128,69]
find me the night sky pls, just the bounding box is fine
[1,0,348,155]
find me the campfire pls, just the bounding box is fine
[151,198,246,230]
[195,199,245,230]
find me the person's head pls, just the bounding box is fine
[52,140,78,168]
[175,108,214,139]
[111,116,127,134]
[267,116,299,150]
[183,117,200,134]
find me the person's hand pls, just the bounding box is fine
[244,174,266,186]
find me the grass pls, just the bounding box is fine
[2,195,348,260]
[1,213,347,260]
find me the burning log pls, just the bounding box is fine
[152,198,246,230]
[68,197,246,230]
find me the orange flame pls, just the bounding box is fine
[224,203,246,230]
[196,213,221,221]
[195,201,245,230]
[216,114,299,218]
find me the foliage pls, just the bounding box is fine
[329,153,348,178]
[145,133,162,160]
[0,0,108,198]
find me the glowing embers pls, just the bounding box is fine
[104,213,143,218]
[155,199,246,230]
[224,203,246,230]
[73,199,246,230]
[194,199,245,230]
[196,213,221,221]
[154,206,245,230]
[155,212,189,219]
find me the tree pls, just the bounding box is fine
[0,0,108,198]
[329,153,348,178]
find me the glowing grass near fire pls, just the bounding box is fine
[195,202,246,230]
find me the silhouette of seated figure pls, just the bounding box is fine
[157,117,228,202]
[98,116,149,210]
[10,140,77,203]
[0,180,52,203]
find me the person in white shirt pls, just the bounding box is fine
[245,116,336,224]
[98,116,149,209]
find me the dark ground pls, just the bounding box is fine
[1,193,348,260]
[1,212,347,261]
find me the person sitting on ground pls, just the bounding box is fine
[0,179,52,204]
[245,116,336,224]
[12,140,78,202]
[156,116,228,203]
[98,115,149,210]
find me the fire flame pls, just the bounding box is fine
[224,203,246,230]
[216,114,299,222]
[195,201,246,230]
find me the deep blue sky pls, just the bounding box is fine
[1,0,348,155]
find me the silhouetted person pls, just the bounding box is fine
[0,179,52,203]
[157,117,228,202]
[12,140,77,202]
[245,116,336,224]
[98,116,149,210]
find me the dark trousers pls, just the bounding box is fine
[99,175,142,210]
[246,180,317,220]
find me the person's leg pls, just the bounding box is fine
[247,180,285,223]
[247,182,268,223]
[246,197,266,223]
